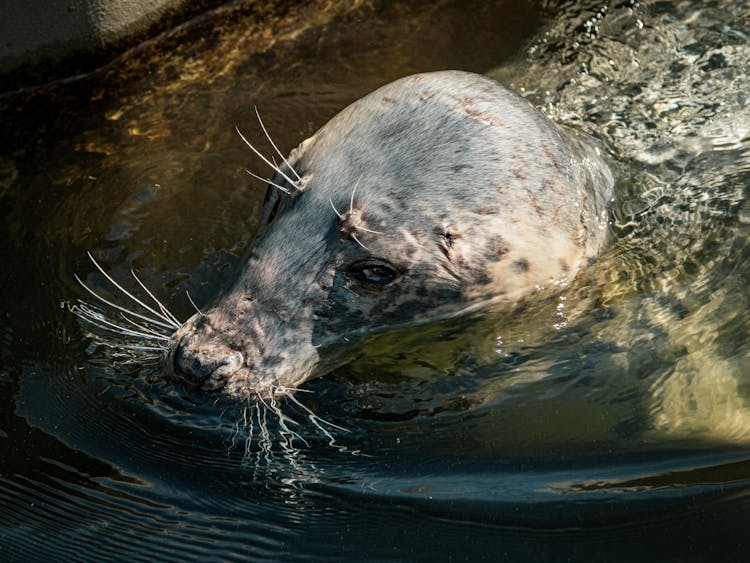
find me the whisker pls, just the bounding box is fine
[84,252,181,329]
[74,299,170,339]
[92,339,164,355]
[358,226,383,235]
[186,290,205,317]
[116,311,173,338]
[245,169,291,194]
[131,354,164,361]
[329,197,343,219]
[254,106,302,182]
[75,274,175,331]
[349,175,362,214]
[274,385,314,394]
[351,176,383,234]
[71,303,170,341]
[351,233,368,251]
[130,269,182,328]
[235,126,300,189]
[119,344,166,352]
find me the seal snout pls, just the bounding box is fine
[171,332,245,392]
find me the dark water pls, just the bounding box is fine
[2,0,750,560]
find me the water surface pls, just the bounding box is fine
[2,0,750,560]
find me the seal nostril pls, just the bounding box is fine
[172,337,244,390]
[219,351,244,371]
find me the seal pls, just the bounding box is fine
[166,70,614,400]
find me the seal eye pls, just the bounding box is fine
[347,261,399,287]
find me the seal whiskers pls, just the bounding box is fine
[253,106,302,182]
[75,71,616,454]
[73,255,357,453]
[71,302,170,341]
[74,275,176,332]
[130,267,181,328]
[75,252,181,332]
[70,253,184,379]
[235,125,300,190]
[167,71,611,410]
[348,177,382,235]
[245,169,291,194]
[328,181,382,250]
[185,290,205,317]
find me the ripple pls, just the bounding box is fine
[3,0,750,560]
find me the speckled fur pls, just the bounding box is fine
[167,71,614,399]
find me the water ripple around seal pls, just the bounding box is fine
[3,0,750,560]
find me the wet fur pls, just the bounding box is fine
[83,71,615,403]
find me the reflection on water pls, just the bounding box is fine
[492,0,750,445]
[2,0,750,560]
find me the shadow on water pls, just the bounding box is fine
[2,0,750,560]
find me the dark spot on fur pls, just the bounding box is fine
[435,287,462,300]
[383,96,396,103]
[471,269,492,285]
[384,298,437,321]
[388,189,408,204]
[452,164,471,172]
[530,196,544,217]
[513,258,530,273]
[559,259,570,273]
[477,207,496,215]
[488,236,509,261]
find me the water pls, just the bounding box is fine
[2,0,750,560]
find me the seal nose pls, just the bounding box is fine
[172,337,244,390]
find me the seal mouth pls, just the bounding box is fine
[167,327,291,400]
[199,350,246,392]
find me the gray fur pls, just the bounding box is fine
[167,71,614,399]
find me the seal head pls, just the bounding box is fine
[167,70,613,399]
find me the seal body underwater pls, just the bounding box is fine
[166,70,614,400]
